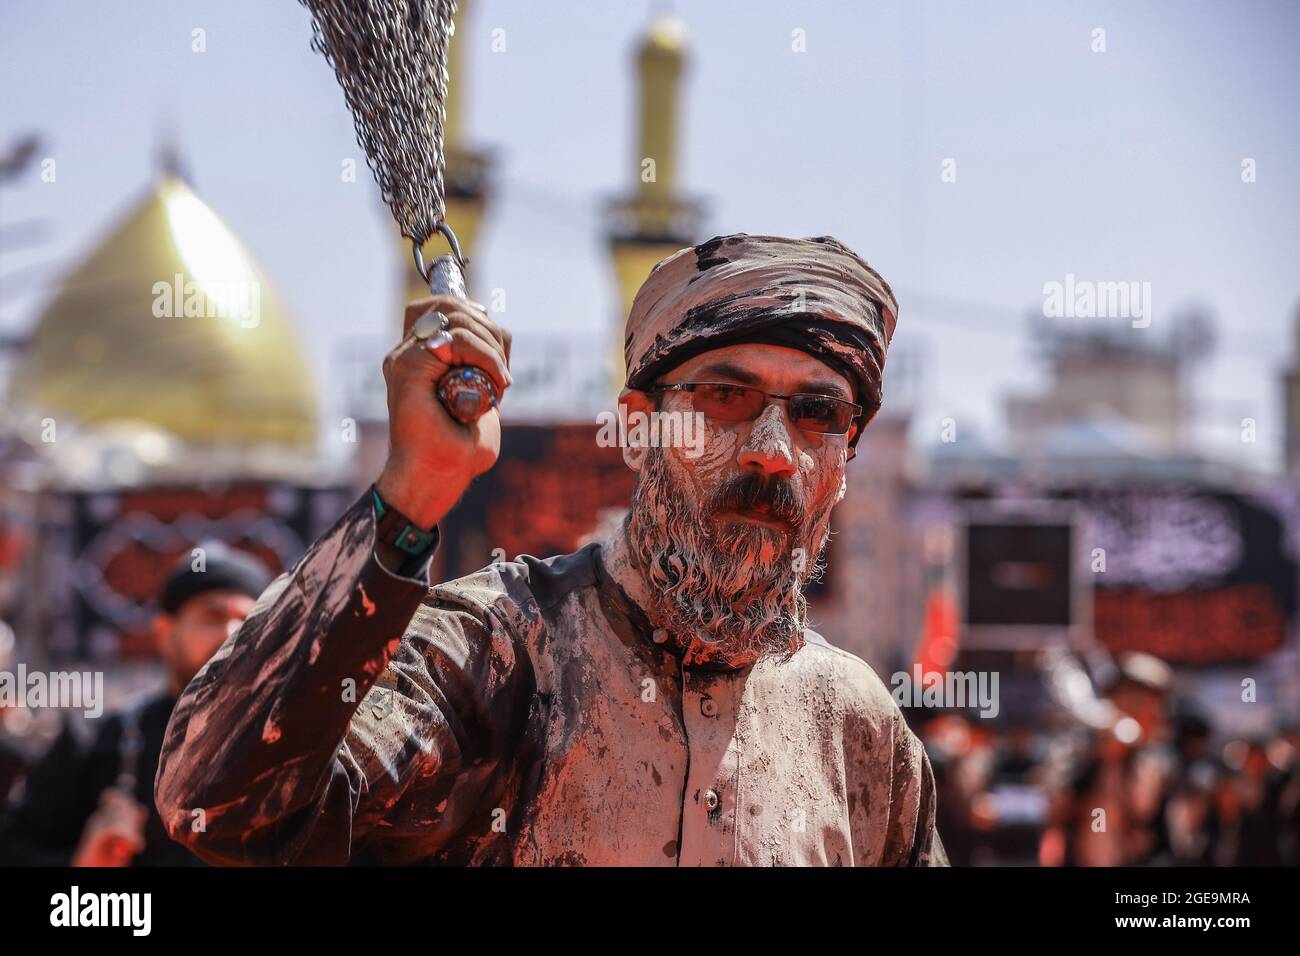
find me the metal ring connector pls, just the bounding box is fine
[411,222,468,284]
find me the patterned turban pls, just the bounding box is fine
[623,233,899,447]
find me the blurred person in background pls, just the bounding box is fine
[0,623,29,800]
[1212,758,1245,866]
[1165,761,1218,866]
[0,736,22,803]
[1172,704,1213,768]
[1040,652,1174,866]
[1229,738,1286,866]
[0,543,270,866]
[977,722,1049,864]
[1154,703,1221,865]
[1278,725,1300,865]
[923,715,982,866]
[1041,725,1132,866]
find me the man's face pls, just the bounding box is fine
[153,589,257,691]
[623,342,857,665]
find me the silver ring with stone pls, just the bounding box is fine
[412,310,451,341]
[422,329,454,357]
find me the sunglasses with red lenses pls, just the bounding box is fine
[648,381,862,435]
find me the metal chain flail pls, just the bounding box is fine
[299,0,458,247]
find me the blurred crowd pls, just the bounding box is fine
[4,564,1298,867]
[922,652,1300,866]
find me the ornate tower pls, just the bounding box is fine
[605,14,702,393]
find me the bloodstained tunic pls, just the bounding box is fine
[155,494,947,866]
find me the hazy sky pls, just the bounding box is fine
[2,0,1298,470]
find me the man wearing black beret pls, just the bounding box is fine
[0,542,270,866]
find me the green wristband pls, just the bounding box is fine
[371,486,439,558]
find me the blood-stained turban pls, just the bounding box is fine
[623,233,899,447]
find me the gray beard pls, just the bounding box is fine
[626,447,831,666]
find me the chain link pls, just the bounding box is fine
[299,0,457,246]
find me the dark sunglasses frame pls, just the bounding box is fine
[646,381,863,436]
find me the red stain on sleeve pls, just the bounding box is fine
[358,583,377,617]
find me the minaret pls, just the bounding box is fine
[605,14,702,393]
[1285,307,1300,475]
[396,0,493,323]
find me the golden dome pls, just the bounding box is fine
[8,176,317,449]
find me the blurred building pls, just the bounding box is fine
[1005,316,1216,456]
[1006,331,1181,455]
[920,316,1300,736]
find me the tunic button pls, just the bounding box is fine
[652,628,669,644]
[700,696,717,717]
[704,789,720,812]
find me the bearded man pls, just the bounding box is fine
[155,233,948,867]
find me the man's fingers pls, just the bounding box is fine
[385,308,486,378]
[457,311,511,363]
[427,329,512,395]
[390,327,511,397]
[499,324,512,363]
[383,333,420,382]
[402,296,488,336]
[387,294,513,409]
[402,298,509,363]
[446,318,510,377]
[402,296,491,338]
[448,308,509,362]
